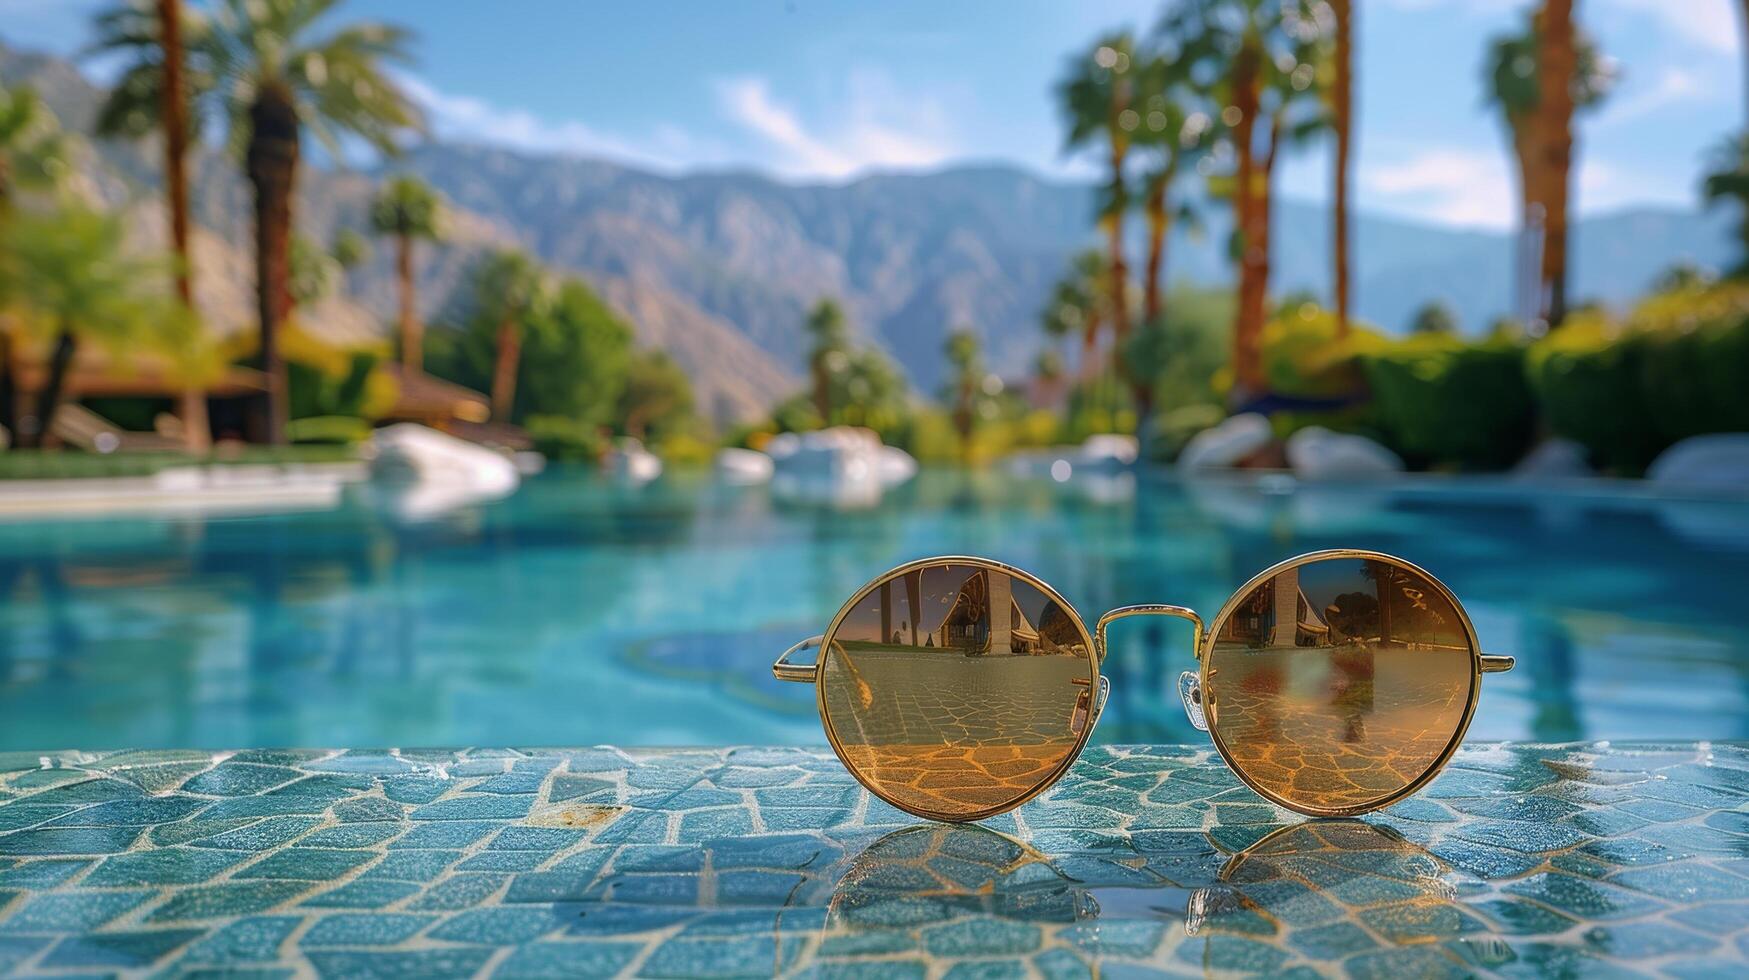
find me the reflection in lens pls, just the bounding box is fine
[1206,557,1475,813]
[821,561,1096,819]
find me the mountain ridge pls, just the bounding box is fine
[2,38,1734,417]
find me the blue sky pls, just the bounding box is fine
[1,0,1740,230]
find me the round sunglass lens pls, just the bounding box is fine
[1205,557,1476,814]
[820,561,1096,821]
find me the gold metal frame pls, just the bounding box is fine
[1196,548,1507,818]
[776,549,1514,823]
[771,555,1102,823]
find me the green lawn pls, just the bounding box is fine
[0,445,361,480]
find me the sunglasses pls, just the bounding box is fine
[772,549,1514,822]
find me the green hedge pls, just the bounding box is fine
[1362,337,1535,470]
[1525,286,1749,472]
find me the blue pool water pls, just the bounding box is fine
[0,467,1746,750]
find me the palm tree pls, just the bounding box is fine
[331,227,371,272]
[0,84,69,440]
[1485,9,1613,329]
[98,0,423,443]
[944,327,983,460]
[1164,0,1333,399]
[1131,45,1209,327]
[0,208,163,448]
[469,249,546,422]
[804,298,848,424]
[1703,134,1749,278]
[1040,249,1111,381]
[1533,0,1577,328]
[1331,0,1354,339]
[91,1,212,451]
[1060,33,1138,352]
[91,0,201,310]
[369,174,442,372]
[0,86,68,214]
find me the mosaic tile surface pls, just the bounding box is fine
[0,743,1746,978]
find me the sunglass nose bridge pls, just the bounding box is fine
[1093,604,1205,662]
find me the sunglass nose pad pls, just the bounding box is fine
[1178,671,1207,732]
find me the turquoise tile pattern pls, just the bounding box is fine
[0,744,1744,977]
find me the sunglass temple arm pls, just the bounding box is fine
[772,635,824,683]
[1481,654,1515,673]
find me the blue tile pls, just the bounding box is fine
[186,816,320,850]
[388,821,498,849]
[301,880,422,909]
[457,851,548,872]
[181,763,302,796]
[0,891,151,933]
[428,907,557,944]
[41,797,207,827]
[408,874,507,910]
[0,827,142,855]
[235,848,376,880]
[307,949,492,979]
[301,913,435,947]
[409,796,532,821]
[41,929,203,969]
[181,915,300,962]
[360,850,460,883]
[147,881,313,922]
[299,822,403,848]
[493,940,641,977]
[0,859,90,888]
[86,848,243,886]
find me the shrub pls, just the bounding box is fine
[1361,335,1535,469]
[525,415,606,463]
[1524,311,1659,471]
[1260,304,1390,399]
[1629,284,1749,443]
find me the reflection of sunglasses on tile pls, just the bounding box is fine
[772,550,1514,822]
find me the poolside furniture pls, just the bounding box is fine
[1648,433,1749,491]
[714,446,774,484]
[1178,412,1275,470]
[1285,426,1404,477]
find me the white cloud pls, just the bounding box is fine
[1362,147,1517,229]
[1595,66,1705,127]
[712,72,957,180]
[397,74,691,173]
[1601,0,1738,55]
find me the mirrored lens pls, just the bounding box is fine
[1205,557,1475,813]
[821,561,1096,820]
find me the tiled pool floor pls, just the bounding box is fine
[0,744,1745,978]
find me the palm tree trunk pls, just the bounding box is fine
[1231,43,1267,397]
[491,313,521,421]
[157,0,193,309]
[179,387,210,454]
[396,232,420,371]
[30,326,77,450]
[246,86,299,444]
[1105,83,1132,350]
[0,330,15,443]
[157,0,203,455]
[1332,0,1354,339]
[1142,161,1175,324]
[811,357,830,423]
[1535,0,1576,328]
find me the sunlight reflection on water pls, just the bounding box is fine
[0,467,1744,749]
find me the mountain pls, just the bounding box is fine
[3,39,1736,418]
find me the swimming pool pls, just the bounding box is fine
[0,468,1745,750]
